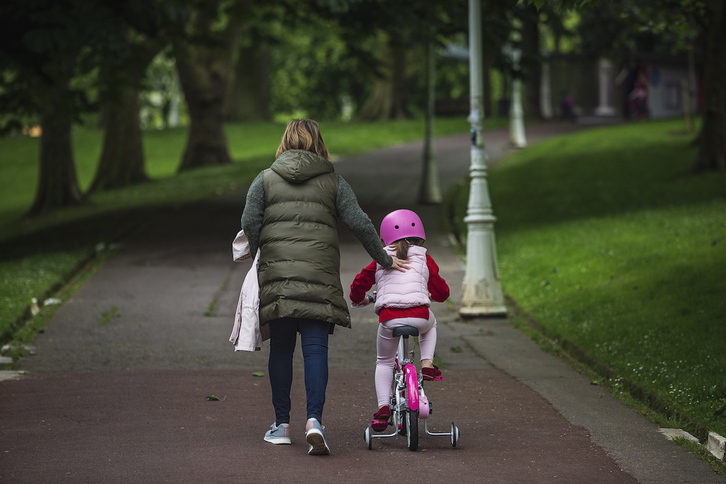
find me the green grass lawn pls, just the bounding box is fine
[0,118,475,234]
[449,119,726,439]
[0,117,478,345]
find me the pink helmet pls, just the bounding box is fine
[379,209,426,245]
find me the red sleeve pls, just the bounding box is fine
[349,260,377,304]
[426,255,450,303]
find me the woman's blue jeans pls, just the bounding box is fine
[267,318,330,426]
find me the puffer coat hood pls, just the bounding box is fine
[270,149,334,184]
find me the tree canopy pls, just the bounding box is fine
[2,0,722,217]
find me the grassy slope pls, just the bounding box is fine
[452,119,726,437]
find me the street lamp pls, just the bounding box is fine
[419,40,442,204]
[504,42,527,148]
[459,0,507,317]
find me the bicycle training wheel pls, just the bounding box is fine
[406,410,419,451]
[450,421,460,448]
[364,425,373,450]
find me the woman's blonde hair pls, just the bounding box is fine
[276,119,330,159]
[389,237,425,260]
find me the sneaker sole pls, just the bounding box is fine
[264,436,291,445]
[305,429,330,455]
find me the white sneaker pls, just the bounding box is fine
[264,423,291,444]
[304,418,330,455]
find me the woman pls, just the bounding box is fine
[241,119,406,455]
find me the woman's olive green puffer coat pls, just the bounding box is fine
[258,150,350,327]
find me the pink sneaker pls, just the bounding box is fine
[422,365,442,381]
[371,406,391,431]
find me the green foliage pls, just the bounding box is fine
[532,0,707,58]
[0,0,187,125]
[270,17,368,120]
[269,0,472,120]
[450,119,726,436]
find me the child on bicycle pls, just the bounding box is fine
[349,209,450,432]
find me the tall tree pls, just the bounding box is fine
[480,0,520,118]
[225,43,272,122]
[224,3,280,122]
[0,0,188,214]
[92,39,164,191]
[356,31,413,121]
[692,0,726,172]
[91,2,186,191]
[521,4,543,120]
[30,67,84,215]
[0,0,113,215]
[173,0,248,172]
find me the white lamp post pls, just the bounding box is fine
[459,0,507,318]
[595,58,616,116]
[505,42,527,148]
[541,55,553,119]
[419,40,442,204]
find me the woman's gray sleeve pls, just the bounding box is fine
[336,176,393,268]
[241,172,266,255]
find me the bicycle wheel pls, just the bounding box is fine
[393,386,406,436]
[406,409,419,451]
[397,409,407,436]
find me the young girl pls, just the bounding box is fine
[349,209,450,432]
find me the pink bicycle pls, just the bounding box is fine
[363,324,460,451]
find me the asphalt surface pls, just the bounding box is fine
[1,122,724,483]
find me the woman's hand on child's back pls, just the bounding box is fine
[390,257,411,272]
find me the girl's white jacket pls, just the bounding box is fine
[229,230,268,351]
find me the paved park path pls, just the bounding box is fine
[1,122,723,483]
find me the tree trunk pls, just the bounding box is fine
[357,35,412,121]
[91,85,148,191]
[174,3,245,172]
[176,56,233,170]
[390,43,411,119]
[225,43,271,122]
[28,80,84,216]
[91,40,161,192]
[692,0,726,173]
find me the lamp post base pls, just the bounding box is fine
[459,305,508,319]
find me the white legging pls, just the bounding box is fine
[375,315,437,407]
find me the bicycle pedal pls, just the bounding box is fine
[423,375,443,381]
[422,366,442,381]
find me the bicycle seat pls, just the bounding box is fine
[392,325,419,338]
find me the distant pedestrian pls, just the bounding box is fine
[561,92,576,121]
[616,60,649,120]
[240,119,408,455]
[628,78,649,120]
[349,209,450,432]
